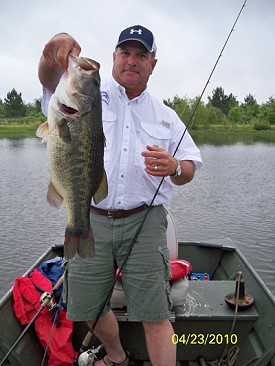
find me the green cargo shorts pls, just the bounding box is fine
[63,205,172,322]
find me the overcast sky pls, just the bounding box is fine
[1,0,274,106]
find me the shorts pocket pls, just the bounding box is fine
[159,246,171,281]
[159,246,173,311]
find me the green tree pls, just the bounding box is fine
[164,95,192,125]
[208,87,238,116]
[189,97,208,129]
[207,87,225,111]
[4,88,26,118]
[25,98,43,117]
[0,99,5,118]
[164,95,189,116]
[206,105,227,125]
[259,97,275,125]
[241,94,259,123]
[228,105,243,124]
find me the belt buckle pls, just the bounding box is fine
[107,210,112,218]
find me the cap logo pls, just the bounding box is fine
[130,28,142,35]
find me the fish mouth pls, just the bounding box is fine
[59,103,78,115]
[68,53,100,72]
[79,57,100,71]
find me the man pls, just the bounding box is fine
[39,25,202,366]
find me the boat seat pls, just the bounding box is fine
[110,208,191,309]
[165,207,178,260]
[175,280,259,321]
[113,281,259,322]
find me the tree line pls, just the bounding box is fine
[164,87,274,131]
[1,87,275,130]
[0,88,44,120]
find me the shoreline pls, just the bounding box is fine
[1,123,275,143]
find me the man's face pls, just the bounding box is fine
[112,41,157,97]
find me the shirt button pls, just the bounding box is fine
[123,148,127,152]
[120,174,125,178]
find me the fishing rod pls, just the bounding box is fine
[74,1,248,363]
[0,274,64,366]
[40,296,64,366]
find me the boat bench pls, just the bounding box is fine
[175,280,259,321]
[113,280,259,323]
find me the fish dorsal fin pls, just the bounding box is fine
[36,121,49,143]
[93,169,108,205]
[47,180,64,208]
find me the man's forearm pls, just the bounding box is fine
[170,160,195,186]
[38,55,64,93]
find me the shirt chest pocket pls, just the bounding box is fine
[135,121,172,167]
[103,111,116,162]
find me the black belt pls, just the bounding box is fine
[90,205,147,219]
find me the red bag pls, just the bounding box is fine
[116,259,192,282]
[13,269,77,366]
[170,260,192,282]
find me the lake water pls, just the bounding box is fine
[0,138,274,299]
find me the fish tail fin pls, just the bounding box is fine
[64,227,95,260]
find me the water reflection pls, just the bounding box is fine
[8,139,26,148]
[191,130,275,146]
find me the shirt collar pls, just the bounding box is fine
[110,76,147,104]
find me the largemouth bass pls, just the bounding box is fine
[36,54,108,260]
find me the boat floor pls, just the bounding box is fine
[128,362,190,365]
[100,361,199,365]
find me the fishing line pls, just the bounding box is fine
[76,0,247,357]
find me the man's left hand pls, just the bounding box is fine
[141,145,177,177]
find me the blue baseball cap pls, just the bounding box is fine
[116,25,157,54]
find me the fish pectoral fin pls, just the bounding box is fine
[57,118,71,142]
[93,169,108,205]
[36,121,49,143]
[47,180,64,208]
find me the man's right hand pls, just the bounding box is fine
[42,33,81,70]
[39,33,81,92]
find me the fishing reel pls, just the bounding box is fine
[40,291,54,309]
[75,344,104,366]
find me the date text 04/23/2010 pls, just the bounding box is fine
[171,333,238,346]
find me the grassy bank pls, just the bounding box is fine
[0,124,41,138]
[1,121,275,143]
[0,117,45,138]
[194,123,275,132]
[190,124,275,144]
